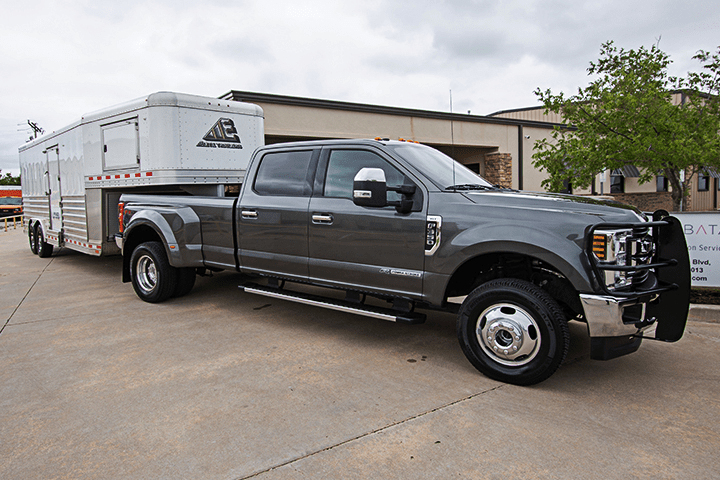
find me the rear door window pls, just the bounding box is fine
[254,150,314,196]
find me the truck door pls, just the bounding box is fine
[308,148,426,298]
[238,148,318,279]
[46,146,63,232]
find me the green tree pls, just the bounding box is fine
[532,41,720,211]
[0,170,21,185]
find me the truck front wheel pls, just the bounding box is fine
[130,241,177,303]
[457,279,570,386]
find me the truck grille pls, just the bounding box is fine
[628,227,653,287]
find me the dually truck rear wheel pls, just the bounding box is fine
[130,241,177,303]
[457,278,570,386]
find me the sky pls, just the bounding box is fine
[1,0,718,176]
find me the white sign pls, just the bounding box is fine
[674,212,720,287]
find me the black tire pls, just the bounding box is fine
[130,241,177,303]
[173,267,196,298]
[457,278,570,386]
[28,223,38,255]
[36,226,54,258]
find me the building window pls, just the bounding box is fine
[698,174,710,192]
[656,175,668,192]
[610,171,624,193]
[464,163,480,174]
[560,179,572,194]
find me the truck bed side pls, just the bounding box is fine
[120,194,237,272]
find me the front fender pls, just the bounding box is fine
[435,223,595,292]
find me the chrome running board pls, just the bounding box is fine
[241,283,426,325]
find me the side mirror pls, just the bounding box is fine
[353,168,388,208]
[388,184,416,214]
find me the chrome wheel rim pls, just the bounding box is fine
[476,303,541,366]
[136,255,158,293]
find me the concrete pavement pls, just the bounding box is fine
[1,227,718,479]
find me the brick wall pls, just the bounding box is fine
[484,153,512,188]
[609,192,675,212]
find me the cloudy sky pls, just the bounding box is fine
[1,0,718,175]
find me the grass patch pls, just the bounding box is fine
[690,287,720,305]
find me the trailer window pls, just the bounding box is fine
[102,118,140,171]
[253,150,314,196]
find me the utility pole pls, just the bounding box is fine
[27,120,44,139]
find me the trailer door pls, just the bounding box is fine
[46,146,63,232]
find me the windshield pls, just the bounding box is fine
[387,143,493,189]
[0,197,22,206]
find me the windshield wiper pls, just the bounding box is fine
[444,184,497,191]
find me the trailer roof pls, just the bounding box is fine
[81,91,263,124]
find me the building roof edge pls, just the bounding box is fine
[219,90,563,129]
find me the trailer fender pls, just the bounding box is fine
[27,218,46,241]
[25,217,36,233]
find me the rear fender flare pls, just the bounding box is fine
[124,208,203,268]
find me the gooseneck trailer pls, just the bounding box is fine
[20,92,264,257]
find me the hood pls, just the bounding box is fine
[462,190,647,222]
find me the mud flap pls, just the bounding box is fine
[646,216,690,342]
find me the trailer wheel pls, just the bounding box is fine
[130,241,177,303]
[173,268,196,298]
[36,226,54,258]
[28,223,38,255]
[457,278,570,386]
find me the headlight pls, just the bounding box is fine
[591,227,655,291]
[592,229,633,290]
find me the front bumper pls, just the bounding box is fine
[580,293,654,337]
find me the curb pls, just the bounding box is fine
[688,304,720,324]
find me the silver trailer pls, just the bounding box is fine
[20,92,264,257]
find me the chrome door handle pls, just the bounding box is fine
[241,209,258,219]
[312,214,333,224]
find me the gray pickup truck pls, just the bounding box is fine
[117,139,690,385]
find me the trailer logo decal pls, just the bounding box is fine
[197,118,243,149]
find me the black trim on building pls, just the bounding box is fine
[488,105,549,117]
[518,125,524,190]
[220,90,563,130]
